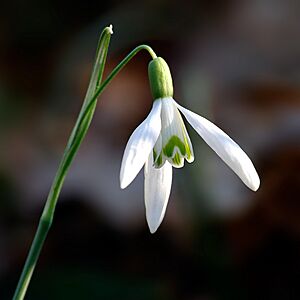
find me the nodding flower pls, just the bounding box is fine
[120,57,260,233]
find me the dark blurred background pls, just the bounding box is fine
[1,0,300,299]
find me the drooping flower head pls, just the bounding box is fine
[120,56,260,233]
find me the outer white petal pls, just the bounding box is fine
[175,101,260,191]
[144,154,173,233]
[120,100,162,189]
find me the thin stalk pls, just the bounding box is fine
[69,44,157,147]
[12,25,113,300]
[12,30,157,300]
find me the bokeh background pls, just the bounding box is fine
[1,0,300,299]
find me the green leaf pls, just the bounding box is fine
[68,25,113,150]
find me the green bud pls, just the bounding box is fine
[148,57,173,99]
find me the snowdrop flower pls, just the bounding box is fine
[120,57,260,233]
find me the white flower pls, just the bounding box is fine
[120,97,260,233]
[119,57,260,233]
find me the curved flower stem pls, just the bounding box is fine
[69,44,157,148]
[13,25,157,300]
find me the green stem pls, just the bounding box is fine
[70,44,157,147]
[12,36,157,299]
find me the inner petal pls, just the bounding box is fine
[155,97,194,168]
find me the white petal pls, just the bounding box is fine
[175,101,260,191]
[120,100,162,189]
[159,97,194,168]
[144,154,173,233]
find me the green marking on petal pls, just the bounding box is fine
[172,152,183,166]
[153,149,164,168]
[177,116,193,161]
[156,153,163,167]
[163,135,186,158]
[153,149,157,161]
[183,133,193,160]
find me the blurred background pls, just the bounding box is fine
[1,0,300,299]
